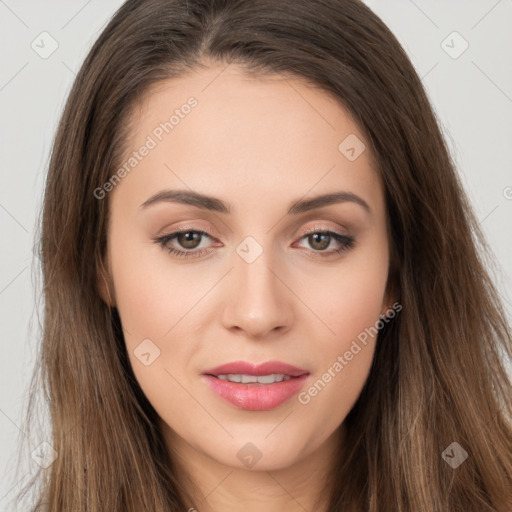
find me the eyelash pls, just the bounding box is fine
[153,227,355,260]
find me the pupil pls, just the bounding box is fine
[310,233,329,250]
[179,232,200,249]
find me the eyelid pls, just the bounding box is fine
[153,223,355,259]
[299,223,348,237]
[155,223,349,243]
[156,221,219,238]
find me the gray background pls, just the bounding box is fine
[1,0,511,509]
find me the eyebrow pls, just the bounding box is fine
[139,189,371,215]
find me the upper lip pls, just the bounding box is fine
[202,360,309,377]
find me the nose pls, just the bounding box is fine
[220,246,294,340]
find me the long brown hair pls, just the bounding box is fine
[16,0,512,510]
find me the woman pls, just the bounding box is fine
[17,0,512,510]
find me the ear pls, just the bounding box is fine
[97,258,116,308]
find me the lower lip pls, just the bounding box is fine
[202,374,309,411]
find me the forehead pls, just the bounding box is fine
[113,62,384,218]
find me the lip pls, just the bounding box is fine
[201,360,310,411]
[202,360,309,378]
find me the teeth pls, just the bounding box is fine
[216,373,291,384]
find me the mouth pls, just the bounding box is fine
[208,373,297,384]
[202,360,309,378]
[201,360,310,411]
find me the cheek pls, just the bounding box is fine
[108,229,212,397]
[109,227,205,341]
[303,240,389,344]
[292,240,388,426]
[108,241,196,413]
[294,298,383,442]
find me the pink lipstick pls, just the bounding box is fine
[202,360,309,411]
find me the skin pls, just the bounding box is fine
[101,61,394,512]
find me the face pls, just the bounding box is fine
[103,62,393,472]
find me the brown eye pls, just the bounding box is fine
[176,231,203,249]
[296,229,355,257]
[153,229,215,259]
[307,233,331,251]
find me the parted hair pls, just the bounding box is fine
[16,0,512,510]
